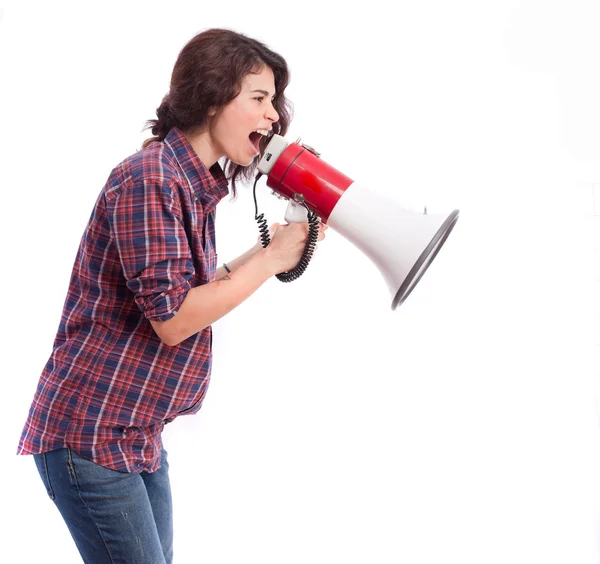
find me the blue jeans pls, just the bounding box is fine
[33,447,173,564]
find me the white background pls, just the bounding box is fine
[1,1,600,562]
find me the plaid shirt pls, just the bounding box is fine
[17,127,229,473]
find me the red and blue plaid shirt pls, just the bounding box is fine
[17,127,229,473]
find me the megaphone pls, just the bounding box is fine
[255,135,459,309]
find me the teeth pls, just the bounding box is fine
[254,129,270,136]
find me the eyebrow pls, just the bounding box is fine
[251,89,276,98]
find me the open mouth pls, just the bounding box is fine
[249,131,262,152]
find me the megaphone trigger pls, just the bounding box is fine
[284,199,310,223]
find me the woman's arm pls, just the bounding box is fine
[150,246,273,346]
[150,222,326,346]
[214,241,263,281]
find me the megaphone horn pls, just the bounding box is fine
[256,135,459,309]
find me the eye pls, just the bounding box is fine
[254,96,264,103]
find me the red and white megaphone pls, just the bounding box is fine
[256,135,459,309]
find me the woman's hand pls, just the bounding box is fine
[264,222,328,275]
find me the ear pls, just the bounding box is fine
[208,106,217,117]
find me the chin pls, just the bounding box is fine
[229,154,256,168]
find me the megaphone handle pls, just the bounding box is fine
[253,172,320,283]
[284,199,310,223]
[274,208,320,282]
[255,204,319,283]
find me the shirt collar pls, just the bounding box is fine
[164,127,229,206]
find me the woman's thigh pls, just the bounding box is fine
[34,448,167,564]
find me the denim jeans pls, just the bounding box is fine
[33,447,173,564]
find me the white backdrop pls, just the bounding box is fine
[1,1,600,562]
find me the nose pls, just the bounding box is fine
[266,101,279,124]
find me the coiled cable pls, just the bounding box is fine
[253,172,320,283]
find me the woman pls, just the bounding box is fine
[17,28,327,563]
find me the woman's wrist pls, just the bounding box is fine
[251,246,278,278]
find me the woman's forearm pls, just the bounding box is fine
[150,246,273,346]
[214,242,263,280]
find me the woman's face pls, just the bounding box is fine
[210,65,280,166]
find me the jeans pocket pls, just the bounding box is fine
[33,453,55,500]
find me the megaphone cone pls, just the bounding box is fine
[257,135,459,309]
[326,182,459,308]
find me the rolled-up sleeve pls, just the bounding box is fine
[106,176,194,322]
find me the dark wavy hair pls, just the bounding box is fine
[142,28,293,197]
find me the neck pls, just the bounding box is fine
[182,129,220,169]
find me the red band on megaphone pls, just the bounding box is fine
[265,143,354,222]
